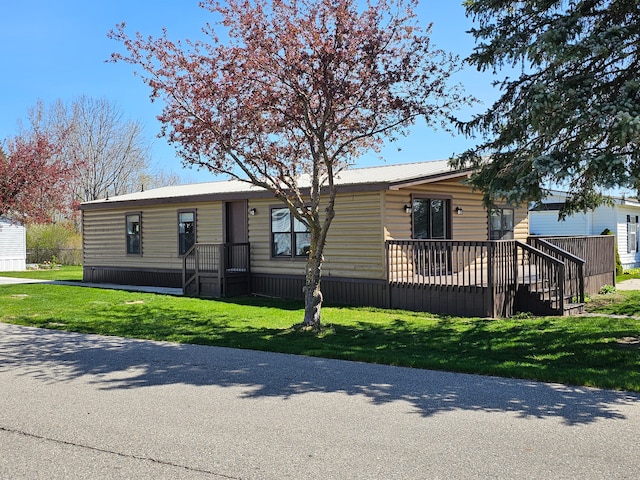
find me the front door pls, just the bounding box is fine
[412,198,451,239]
[412,198,452,275]
[225,201,248,244]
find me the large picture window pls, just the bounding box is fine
[271,207,311,258]
[125,213,141,255]
[178,210,196,255]
[489,208,514,240]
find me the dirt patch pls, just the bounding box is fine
[616,336,640,348]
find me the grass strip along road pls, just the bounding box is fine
[1,271,640,392]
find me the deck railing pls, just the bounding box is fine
[386,239,582,316]
[516,241,566,312]
[386,240,518,288]
[388,240,477,286]
[182,243,250,295]
[528,237,585,303]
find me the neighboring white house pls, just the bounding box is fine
[529,191,640,269]
[0,217,26,271]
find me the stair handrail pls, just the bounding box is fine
[182,242,199,294]
[516,241,566,314]
[528,237,585,303]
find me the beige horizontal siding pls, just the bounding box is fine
[513,207,529,241]
[82,209,127,267]
[248,191,385,280]
[385,177,529,242]
[83,201,223,270]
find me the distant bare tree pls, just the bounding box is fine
[28,96,151,203]
[139,168,183,191]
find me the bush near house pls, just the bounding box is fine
[601,228,623,275]
[26,222,82,265]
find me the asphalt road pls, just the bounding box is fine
[1,322,639,479]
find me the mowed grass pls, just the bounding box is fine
[0,265,83,281]
[1,280,640,392]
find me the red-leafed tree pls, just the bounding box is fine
[109,0,469,329]
[0,135,74,223]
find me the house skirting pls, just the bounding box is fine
[82,267,389,308]
[83,267,514,316]
[251,273,388,308]
[83,266,182,288]
[85,266,609,317]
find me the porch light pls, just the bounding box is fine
[404,204,412,214]
[249,207,257,216]
[456,206,463,215]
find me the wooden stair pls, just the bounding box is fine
[515,283,584,316]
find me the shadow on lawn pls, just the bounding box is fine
[1,322,638,426]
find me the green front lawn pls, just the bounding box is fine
[1,282,640,392]
[0,265,83,281]
[618,268,640,284]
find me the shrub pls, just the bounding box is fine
[26,222,81,265]
[601,228,623,275]
[599,284,616,295]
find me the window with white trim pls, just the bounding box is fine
[489,208,514,240]
[178,210,196,255]
[126,213,141,255]
[271,207,311,258]
[627,215,638,253]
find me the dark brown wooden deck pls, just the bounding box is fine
[386,235,615,317]
[181,236,615,318]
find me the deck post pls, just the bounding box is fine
[219,244,225,296]
[385,241,392,309]
[182,253,186,293]
[195,246,200,297]
[487,242,495,317]
[558,263,565,314]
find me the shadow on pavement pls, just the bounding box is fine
[1,323,638,426]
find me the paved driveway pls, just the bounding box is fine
[0,323,639,479]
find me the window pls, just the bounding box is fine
[412,198,451,239]
[125,213,141,255]
[628,215,638,253]
[271,207,311,258]
[178,210,196,255]
[489,208,514,240]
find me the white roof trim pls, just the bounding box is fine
[82,159,466,207]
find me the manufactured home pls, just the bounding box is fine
[530,191,640,270]
[0,217,26,272]
[80,160,615,317]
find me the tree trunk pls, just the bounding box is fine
[302,251,323,330]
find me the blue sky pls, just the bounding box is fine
[0,0,499,184]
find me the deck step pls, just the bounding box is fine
[564,302,585,315]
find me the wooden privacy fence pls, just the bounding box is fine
[27,248,82,265]
[530,235,616,293]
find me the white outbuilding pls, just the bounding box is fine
[530,191,640,270]
[0,217,26,271]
